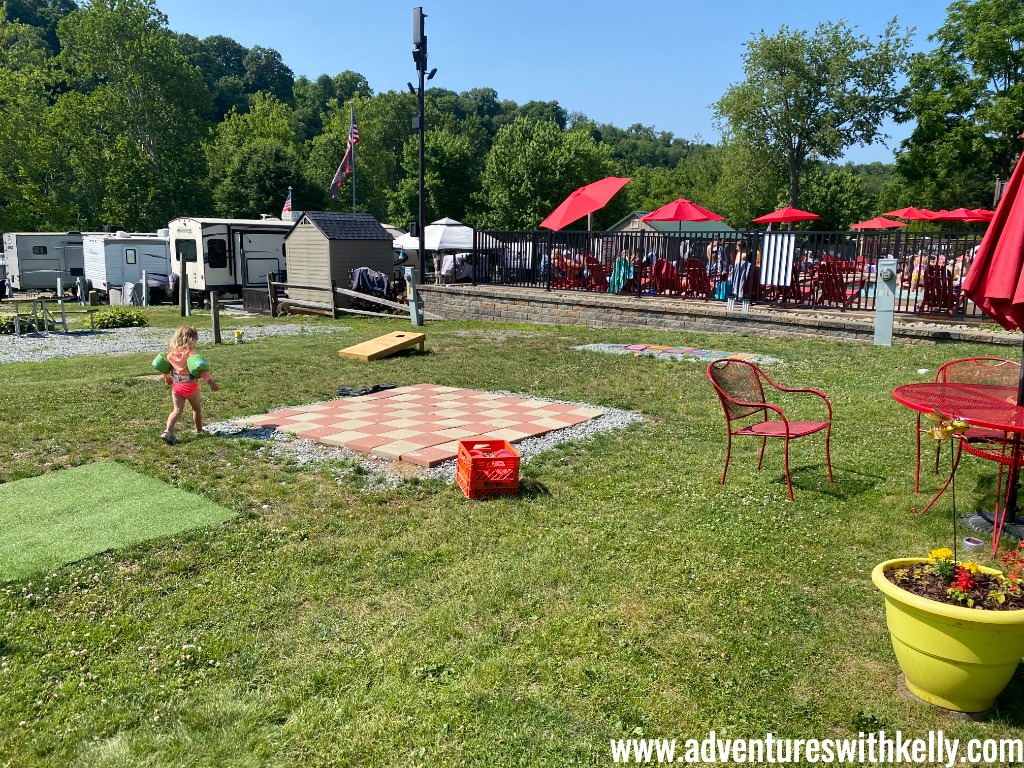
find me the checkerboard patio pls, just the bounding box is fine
[238,384,605,467]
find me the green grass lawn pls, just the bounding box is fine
[1,308,1022,765]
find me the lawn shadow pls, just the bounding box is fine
[784,464,885,500]
[990,668,1024,726]
[516,478,552,499]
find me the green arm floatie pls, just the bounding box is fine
[152,352,172,374]
[186,354,210,376]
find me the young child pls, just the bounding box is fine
[159,326,219,444]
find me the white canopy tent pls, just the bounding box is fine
[393,217,503,251]
[394,217,474,251]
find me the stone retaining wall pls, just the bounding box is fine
[419,284,1016,347]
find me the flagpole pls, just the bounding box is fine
[350,103,356,214]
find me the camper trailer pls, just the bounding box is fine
[168,217,292,295]
[83,232,172,301]
[2,232,89,292]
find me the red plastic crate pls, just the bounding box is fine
[457,440,520,499]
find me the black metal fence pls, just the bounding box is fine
[460,228,985,317]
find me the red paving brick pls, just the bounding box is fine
[239,384,603,466]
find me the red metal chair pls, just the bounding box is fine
[913,358,1019,521]
[707,359,834,500]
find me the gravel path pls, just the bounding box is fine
[0,324,351,365]
[575,343,782,365]
[205,392,644,490]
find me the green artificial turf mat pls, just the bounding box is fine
[0,461,234,582]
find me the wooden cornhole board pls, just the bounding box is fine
[338,331,426,362]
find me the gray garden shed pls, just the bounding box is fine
[284,211,395,308]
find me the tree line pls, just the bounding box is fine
[1,0,1020,236]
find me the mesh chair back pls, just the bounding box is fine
[937,357,1020,387]
[708,359,767,422]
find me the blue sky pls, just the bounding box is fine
[157,0,947,164]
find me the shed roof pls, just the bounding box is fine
[298,211,392,241]
[608,211,736,234]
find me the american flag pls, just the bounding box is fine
[329,110,360,199]
[281,191,292,216]
[349,113,360,147]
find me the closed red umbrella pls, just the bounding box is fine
[540,176,631,231]
[752,206,820,224]
[884,206,936,221]
[961,141,1024,524]
[850,217,907,230]
[640,198,723,222]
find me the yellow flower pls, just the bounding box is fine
[929,548,955,561]
[961,561,980,574]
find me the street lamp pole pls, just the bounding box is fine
[412,8,429,284]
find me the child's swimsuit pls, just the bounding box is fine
[163,348,212,396]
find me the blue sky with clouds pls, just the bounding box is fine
[158,0,948,164]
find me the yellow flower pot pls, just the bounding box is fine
[872,558,1024,713]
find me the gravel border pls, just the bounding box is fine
[0,324,351,365]
[575,343,782,365]
[205,391,644,491]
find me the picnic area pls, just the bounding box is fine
[2,306,1024,764]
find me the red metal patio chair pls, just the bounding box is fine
[707,359,834,500]
[913,358,1019,525]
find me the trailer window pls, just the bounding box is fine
[208,239,228,269]
[125,248,137,265]
[175,240,197,263]
[32,245,47,255]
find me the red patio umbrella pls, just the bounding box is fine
[640,198,723,222]
[971,208,996,221]
[961,139,1024,522]
[752,206,821,224]
[850,217,907,230]
[539,176,631,231]
[931,207,976,222]
[884,206,936,221]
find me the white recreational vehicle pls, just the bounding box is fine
[2,232,90,292]
[83,232,172,300]
[168,217,292,294]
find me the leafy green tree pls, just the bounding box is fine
[517,100,567,129]
[55,0,212,230]
[715,19,911,209]
[894,0,1024,208]
[479,118,615,230]
[801,166,870,230]
[707,140,786,226]
[242,44,293,104]
[307,91,416,219]
[5,0,75,52]
[206,93,309,218]
[293,70,371,140]
[0,9,61,231]
[597,123,691,170]
[177,33,249,119]
[391,123,487,226]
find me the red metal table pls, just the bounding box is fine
[893,382,1023,551]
